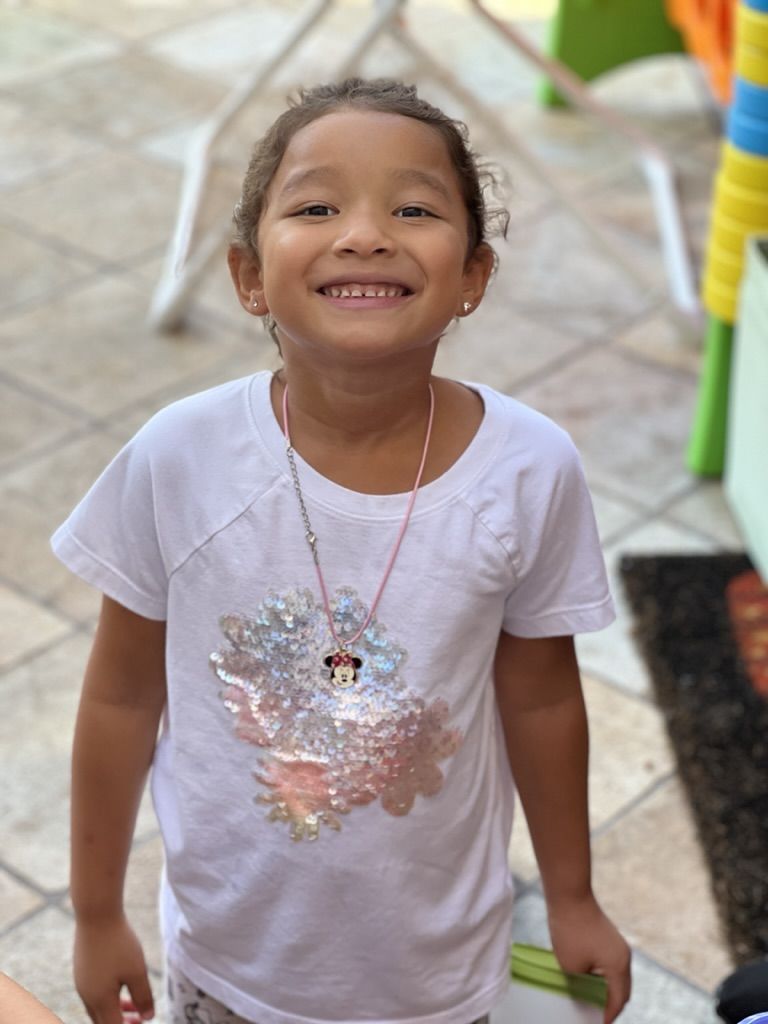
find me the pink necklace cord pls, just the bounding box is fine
[282,383,435,650]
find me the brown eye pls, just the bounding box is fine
[397,207,433,218]
[297,205,334,217]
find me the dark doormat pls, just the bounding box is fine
[619,553,768,965]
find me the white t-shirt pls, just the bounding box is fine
[52,372,614,1024]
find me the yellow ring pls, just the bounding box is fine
[704,242,745,285]
[702,275,738,323]
[738,5,768,48]
[722,142,768,190]
[714,172,768,224]
[710,211,750,254]
[735,45,768,85]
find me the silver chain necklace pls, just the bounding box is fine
[282,382,435,688]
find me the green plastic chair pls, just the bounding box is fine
[539,0,686,106]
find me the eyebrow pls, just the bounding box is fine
[279,165,452,201]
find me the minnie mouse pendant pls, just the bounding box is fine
[324,649,362,688]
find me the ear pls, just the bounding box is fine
[227,244,269,317]
[456,242,495,319]
[324,655,334,668]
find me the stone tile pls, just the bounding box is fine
[667,482,745,550]
[32,0,252,41]
[434,304,586,392]
[585,675,675,822]
[0,8,120,88]
[0,432,123,621]
[589,489,643,545]
[146,4,305,85]
[492,211,654,338]
[0,436,111,618]
[1,276,251,418]
[0,380,84,470]
[0,97,105,191]
[616,308,704,375]
[0,869,44,932]
[107,343,280,443]
[0,909,90,1023]
[585,158,716,253]
[1,632,161,892]
[0,153,180,263]
[578,517,717,696]
[515,347,698,509]
[125,836,164,974]
[0,223,96,316]
[592,778,735,990]
[495,100,635,194]
[501,891,720,1024]
[590,54,716,142]
[509,675,675,882]
[0,584,72,673]
[1,634,89,890]
[13,53,227,144]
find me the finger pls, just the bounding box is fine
[119,996,143,1024]
[87,998,124,1024]
[602,968,631,1024]
[125,974,155,1021]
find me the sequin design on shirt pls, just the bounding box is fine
[210,587,463,841]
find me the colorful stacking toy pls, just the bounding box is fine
[667,0,735,102]
[686,0,768,476]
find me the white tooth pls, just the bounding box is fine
[330,287,341,297]
[340,288,351,297]
[350,288,363,297]
[364,288,377,297]
[386,287,398,298]
[376,289,387,297]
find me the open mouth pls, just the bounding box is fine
[318,283,413,299]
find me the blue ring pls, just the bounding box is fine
[728,109,768,155]
[734,77,768,116]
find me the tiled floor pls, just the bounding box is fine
[1,1,745,1021]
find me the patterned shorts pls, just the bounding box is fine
[165,962,490,1024]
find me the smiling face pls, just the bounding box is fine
[230,109,493,367]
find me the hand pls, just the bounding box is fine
[73,916,155,1024]
[547,894,631,1024]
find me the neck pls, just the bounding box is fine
[274,356,436,450]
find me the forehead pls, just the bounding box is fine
[270,109,462,195]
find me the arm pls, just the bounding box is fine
[0,975,64,1024]
[71,596,167,1024]
[495,632,631,1023]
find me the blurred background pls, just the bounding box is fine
[2,0,767,1021]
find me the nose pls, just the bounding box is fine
[331,208,393,257]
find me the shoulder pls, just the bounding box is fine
[473,382,581,482]
[112,371,279,547]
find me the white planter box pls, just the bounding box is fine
[725,236,768,584]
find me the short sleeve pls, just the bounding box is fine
[502,435,614,638]
[51,422,169,620]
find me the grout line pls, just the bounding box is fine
[590,772,676,841]
[579,666,655,707]
[0,621,85,679]
[0,566,97,635]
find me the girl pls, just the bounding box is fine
[53,78,631,1024]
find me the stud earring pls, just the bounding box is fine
[463,302,472,313]
[251,296,259,310]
